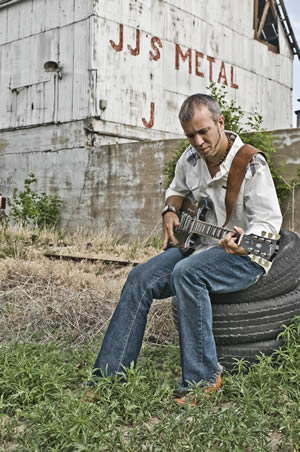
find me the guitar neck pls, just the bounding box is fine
[180,214,233,240]
[176,211,280,267]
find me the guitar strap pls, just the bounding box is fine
[223,144,265,227]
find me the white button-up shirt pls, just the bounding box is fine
[165,132,282,271]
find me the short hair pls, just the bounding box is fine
[179,94,222,123]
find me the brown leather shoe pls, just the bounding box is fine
[81,390,100,403]
[174,375,222,407]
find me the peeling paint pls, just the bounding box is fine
[51,135,70,146]
[0,139,8,152]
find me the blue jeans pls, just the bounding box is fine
[92,246,264,389]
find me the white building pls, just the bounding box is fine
[0,0,299,233]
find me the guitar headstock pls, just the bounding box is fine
[239,231,280,268]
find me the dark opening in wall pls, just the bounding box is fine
[254,0,279,53]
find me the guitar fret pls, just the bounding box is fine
[211,226,218,238]
[217,228,224,239]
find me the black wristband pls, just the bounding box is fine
[162,205,177,216]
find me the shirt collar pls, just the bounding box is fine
[186,131,242,170]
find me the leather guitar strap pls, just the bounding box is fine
[223,144,264,227]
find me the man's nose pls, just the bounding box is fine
[194,134,204,146]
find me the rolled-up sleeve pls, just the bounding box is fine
[165,154,191,200]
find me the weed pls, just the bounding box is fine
[7,173,62,228]
[0,319,299,450]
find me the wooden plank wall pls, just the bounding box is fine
[0,0,92,129]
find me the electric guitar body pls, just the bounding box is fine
[171,198,280,270]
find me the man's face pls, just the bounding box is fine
[181,105,225,161]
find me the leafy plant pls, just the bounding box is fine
[7,173,62,228]
[164,82,298,205]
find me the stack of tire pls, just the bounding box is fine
[172,230,300,370]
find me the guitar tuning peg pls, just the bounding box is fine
[261,231,266,237]
[267,232,273,239]
[275,234,280,240]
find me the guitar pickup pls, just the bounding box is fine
[251,255,271,269]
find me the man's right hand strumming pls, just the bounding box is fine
[162,211,180,250]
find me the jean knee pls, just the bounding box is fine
[171,259,192,287]
[125,264,148,289]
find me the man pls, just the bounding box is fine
[90,94,282,404]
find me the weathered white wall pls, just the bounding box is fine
[0,0,93,129]
[0,0,294,139]
[92,0,294,137]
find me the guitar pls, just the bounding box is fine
[172,207,280,270]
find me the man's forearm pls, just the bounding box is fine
[165,195,184,210]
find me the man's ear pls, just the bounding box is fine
[218,115,225,130]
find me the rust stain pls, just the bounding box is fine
[51,135,70,146]
[0,140,9,153]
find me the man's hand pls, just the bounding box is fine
[219,226,248,256]
[162,212,180,250]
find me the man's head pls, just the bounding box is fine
[179,94,227,164]
[179,94,222,124]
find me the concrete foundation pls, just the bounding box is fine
[0,124,299,237]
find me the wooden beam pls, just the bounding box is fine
[257,0,270,39]
[254,0,259,35]
[44,253,140,267]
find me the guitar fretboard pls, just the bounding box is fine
[178,212,234,240]
[174,211,279,267]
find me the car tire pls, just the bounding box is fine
[210,230,300,304]
[212,286,300,344]
[216,338,282,370]
[171,286,300,345]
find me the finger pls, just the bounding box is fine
[219,232,236,246]
[162,222,178,250]
[167,226,179,246]
[162,233,169,250]
[233,226,244,234]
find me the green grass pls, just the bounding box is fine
[0,319,299,451]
